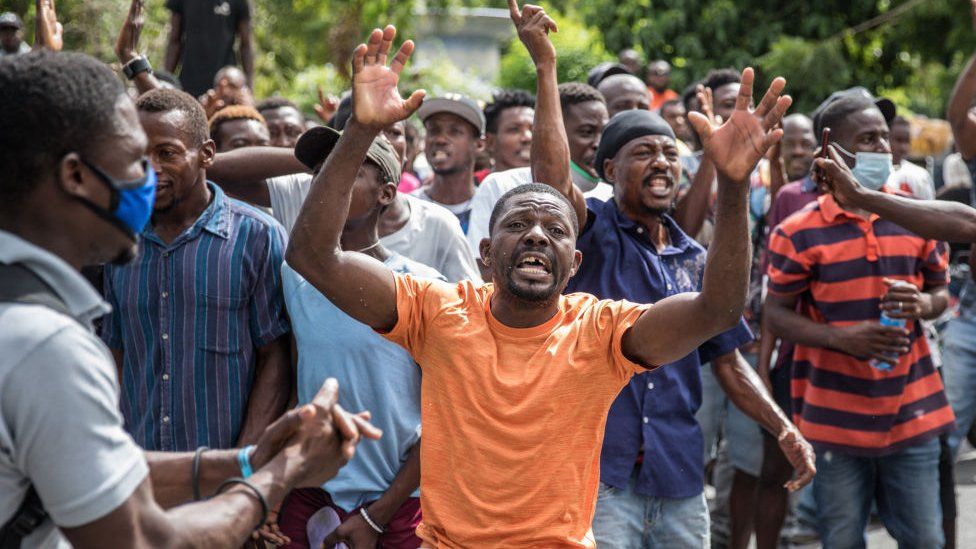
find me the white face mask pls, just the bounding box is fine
[834,143,892,191]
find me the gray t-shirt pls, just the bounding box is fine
[0,231,148,548]
[266,174,481,283]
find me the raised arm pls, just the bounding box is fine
[115,0,164,95]
[285,26,425,331]
[673,85,718,237]
[623,69,791,367]
[818,145,976,243]
[164,12,182,74]
[33,0,63,51]
[237,13,255,88]
[508,0,587,225]
[208,146,309,207]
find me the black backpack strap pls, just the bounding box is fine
[0,262,69,547]
[0,487,46,549]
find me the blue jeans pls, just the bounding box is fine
[812,438,943,549]
[592,471,709,549]
[942,313,976,454]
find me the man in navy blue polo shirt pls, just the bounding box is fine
[522,32,817,545]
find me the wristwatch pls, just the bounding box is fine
[122,56,153,80]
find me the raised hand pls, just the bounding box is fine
[314,86,340,124]
[508,0,558,67]
[35,0,63,51]
[688,68,791,183]
[115,0,145,64]
[351,25,425,130]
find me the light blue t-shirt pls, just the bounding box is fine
[282,254,444,510]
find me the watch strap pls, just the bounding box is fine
[122,56,152,80]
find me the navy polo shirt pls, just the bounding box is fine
[566,198,753,498]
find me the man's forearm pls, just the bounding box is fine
[713,351,791,437]
[159,456,295,547]
[852,190,976,243]
[530,59,584,222]
[367,441,420,524]
[208,147,308,207]
[696,174,750,330]
[287,120,378,269]
[164,25,181,74]
[239,28,255,87]
[146,449,241,508]
[765,300,838,350]
[673,158,714,237]
[921,287,950,320]
[238,338,291,446]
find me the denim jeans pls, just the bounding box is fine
[592,470,709,549]
[941,312,976,455]
[812,438,943,549]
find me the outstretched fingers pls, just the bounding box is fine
[363,28,383,65]
[352,43,368,74]
[376,24,396,65]
[754,76,786,119]
[403,89,427,117]
[734,67,755,112]
[508,0,522,23]
[687,111,714,143]
[389,39,415,75]
[762,94,793,132]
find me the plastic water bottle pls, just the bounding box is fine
[869,304,907,372]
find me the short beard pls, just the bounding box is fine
[503,267,558,303]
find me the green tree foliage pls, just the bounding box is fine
[497,12,611,89]
[546,0,976,117]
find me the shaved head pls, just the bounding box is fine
[598,74,650,118]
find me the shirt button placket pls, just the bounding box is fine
[160,249,172,450]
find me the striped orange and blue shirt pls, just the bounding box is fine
[101,183,290,451]
[766,193,954,456]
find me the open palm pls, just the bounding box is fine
[689,68,791,183]
[352,25,425,130]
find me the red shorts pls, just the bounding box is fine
[278,487,422,549]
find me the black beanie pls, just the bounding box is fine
[595,109,676,179]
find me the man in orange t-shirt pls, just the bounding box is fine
[285,2,794,546]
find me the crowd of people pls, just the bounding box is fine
[2,0,976,548]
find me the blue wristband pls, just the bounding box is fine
[238,445,256,478]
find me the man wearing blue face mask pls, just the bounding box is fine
[764,88,954,548]
[100,88,292,461]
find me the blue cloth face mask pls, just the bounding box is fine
[77,158,157,237]
[833,144,892,191]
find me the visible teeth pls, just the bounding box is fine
[432,151,448,160]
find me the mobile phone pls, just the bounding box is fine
[813,127,831,181]
[819,127,831,158]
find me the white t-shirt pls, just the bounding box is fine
[266,174,480,283]
[466,168,613,258]
[888,160,935,200]
[0,231,148,548]
[943,152,973,189]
